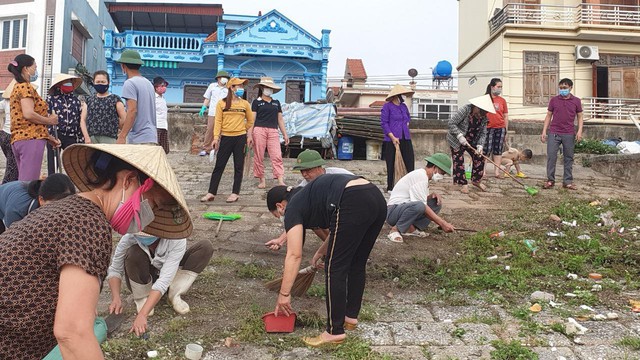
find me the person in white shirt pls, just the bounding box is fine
[386,153,455,243]
[0,85,18,183]
[106,233,213,321]
[153,77,169,153]
[198,70,230,156]
[265,149,354,250]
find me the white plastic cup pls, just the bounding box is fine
[184,343,203,360]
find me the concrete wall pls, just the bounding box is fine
[458,0,495,65]
[457,36,503,106]
[587,153,640,182]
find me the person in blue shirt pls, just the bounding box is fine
[0,173,76,233]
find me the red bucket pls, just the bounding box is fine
[262,312,296,333]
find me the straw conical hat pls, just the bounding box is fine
[2,80,16,99]
[49,73,83,94]
[62,144,192,239]
[253,77,282,93]
[385,84,415,101]
[469,94,497,114]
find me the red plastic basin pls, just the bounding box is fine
[262,312,296,333]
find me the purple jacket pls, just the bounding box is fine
[380,101,411,142]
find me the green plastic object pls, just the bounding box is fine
[525,186,539,196]
[202,212,242,221]
[43,317,108,360]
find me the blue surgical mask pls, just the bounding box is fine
[135,233,159,246]
[235,88,245,98]
[29,69,38,83]
[559,89,570,97]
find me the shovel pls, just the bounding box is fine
[467,145,539,196]
[202,212,242,237]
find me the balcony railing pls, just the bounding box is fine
[490,3,640,35]
[583,97,640,122]
[111,31,205,52]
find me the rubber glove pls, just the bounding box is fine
[476,145,483,154]
[456,133,468,147]
[198,105,207,117]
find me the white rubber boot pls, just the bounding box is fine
[168,270,198,314]
[130,280,154,316]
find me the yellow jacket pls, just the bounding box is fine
[213,98,255,137]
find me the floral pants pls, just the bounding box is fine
[451,118,486,185]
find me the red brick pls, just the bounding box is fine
[0,50,25,90]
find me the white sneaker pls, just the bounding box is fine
[198,150,207,156]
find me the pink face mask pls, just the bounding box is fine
[110,178,155,235]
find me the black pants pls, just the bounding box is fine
[324,183,386,335]
[47,134,79,175]
[207,134,246,195]
[383,139,415,191]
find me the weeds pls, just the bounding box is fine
[306,284,326,297]
[328,336,394,360]
[490,340,539,360]
[575,139,618,155]
[618,336,640,351]
[236,263,276,281]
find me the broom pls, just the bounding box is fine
[243,144,253,177]
[393,143,407,186]
[265,265,318,297]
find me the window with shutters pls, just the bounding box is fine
[523,51,559,106]
[0,17,27,50]
[71,24,86,62]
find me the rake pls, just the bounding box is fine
[265,265,318,297]
[467,145,539,196]
[202,212,242,237]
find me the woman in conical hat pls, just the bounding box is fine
[380,84,416,192]
[0,144,191,359]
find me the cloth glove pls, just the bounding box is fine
[476,145,483,154]
[198,105,207,117]
[456,133,469,147]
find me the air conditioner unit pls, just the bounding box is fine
[576,45,599,61]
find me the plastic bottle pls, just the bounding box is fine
[490,231,505,239]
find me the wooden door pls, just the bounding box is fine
[608,67,640,99]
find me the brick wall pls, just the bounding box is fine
[0,50,25,90]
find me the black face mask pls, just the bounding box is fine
[93,84,109,94]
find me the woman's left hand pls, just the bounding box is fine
[274,293,292,316]
[247,137,254,148]
[283,135,290,146]
[130,313,148,336]
[311,251,325,269]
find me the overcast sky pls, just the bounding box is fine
[116,0,459,83]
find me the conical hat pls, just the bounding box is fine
[253,77,282,93]
[469,94,497,114]
[385,84,415,101]
[62,144,192,239]
[2,79,16,99]
[49,73,83,94]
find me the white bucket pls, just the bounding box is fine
[365,140,382,160]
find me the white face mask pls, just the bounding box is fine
[431,173,444,182]
[263,88,273,97]
[219,77,228,85]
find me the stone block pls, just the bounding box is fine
[424,345,494,359]
[371,345,428,359]
[430,306,496,323]
[391,322,455,346]
[532,346,575,360]
[574,344,639,360]
[357,322,395,346]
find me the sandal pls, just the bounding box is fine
[387,231,403,243]
[344,322,358,331]
[402,229,427,238]
[563,183,578,190]
[516,172,527,178]
[460,185,470,194]
[543,181,555,189]
[200,193,215,202]
[226,193,239,203]
[472,182,487,192]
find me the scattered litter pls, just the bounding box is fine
[549,214,562,222]
[224,337,239,348]
[529,303,542,312]
[385,292,394,299]
[607,312,619,320]
[565,293,577,298]
[599,211,620,228]
[209,149,216,163]
[577,234,591,240]
[549,300,563,308]
[392,277,399,283]
[566,318,588,335]
[562,220,577,227]
[589,200,601,206]
[547,231,565,237]
[580,305,595,312]
[592,314,607,321]
[637,214,640,220]
[524,239,538,255]
[567,273,578,280]
[630,227,639,232]
[505,265,511,270]
[630,299,640,313]
[619,227,625,234]
[592,284,602,292]
[589,273,603,281]
[531,291,555,302]
[487,255,498,261]
[147,351,158,358]
[490,231,505,239]
[443,319,453,323]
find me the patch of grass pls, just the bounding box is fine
[618,336,640,351]
[359,303,378,322]
[296,310,324,329]
[575,139,619,155]
[325,336,394,360]
[370,256,438,289]
[236,263,276,280]
[452,327,466,339]
[306,284,326,297]
[457,313,502,325]
[490,340,539,360]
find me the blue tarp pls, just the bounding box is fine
[281,102,336,148]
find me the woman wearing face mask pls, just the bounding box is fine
[7,54,59,181]
[447,94,496,194]
[0,144,192,360]
[80,70,126,144]
[251,77,289,189]
[0,173,76,234]
[46,73,85,175]
[106,231,214,325]
[380,84,416,192]
[484,78,510,178]
[201,77,255,203]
